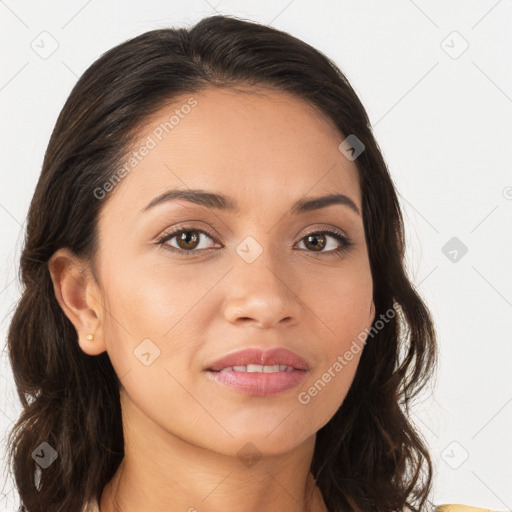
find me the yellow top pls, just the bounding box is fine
[435,507,507,512]
[82,498,507,512]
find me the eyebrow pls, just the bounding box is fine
[141,189,361,216]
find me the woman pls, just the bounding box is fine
[6,14,440,512]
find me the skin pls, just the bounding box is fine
[49,87,374,512]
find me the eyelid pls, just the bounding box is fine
[154,223,220,245]
[297,223,349,240]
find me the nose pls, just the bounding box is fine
[222,256,301,329]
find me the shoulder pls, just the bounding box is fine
[435,505,504,512]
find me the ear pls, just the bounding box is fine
[48,248,107,356]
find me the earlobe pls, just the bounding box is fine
[48,248,106,356]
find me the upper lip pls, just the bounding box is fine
[206,348,309,371]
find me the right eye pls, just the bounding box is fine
[155,226,221,256]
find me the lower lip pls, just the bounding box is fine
[205,369,307,397]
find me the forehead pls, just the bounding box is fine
[102,87,362,215]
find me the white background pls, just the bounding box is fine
[1,1,511,510]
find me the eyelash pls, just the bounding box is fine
[155,224,354,258]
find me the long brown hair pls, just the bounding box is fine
[6,14,437,512]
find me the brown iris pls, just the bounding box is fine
[176,230,200,250]
[303,233,326,252]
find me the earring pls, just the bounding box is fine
[86,333,95,341]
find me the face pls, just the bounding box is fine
[87,87,374,458]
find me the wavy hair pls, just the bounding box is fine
[6,14,438,512]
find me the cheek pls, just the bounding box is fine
[308,259,373,346]
[103,257,210,337]
[99,259,222,382]
[296,310,367,432]
[297,262,372,420]
[97,260,172,374]
[98,266,213,434]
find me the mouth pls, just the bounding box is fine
[204,347,309,397]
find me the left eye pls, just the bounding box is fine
[296,231,349,253]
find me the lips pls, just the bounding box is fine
[206,347,309,372]
[205,347,309,397]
